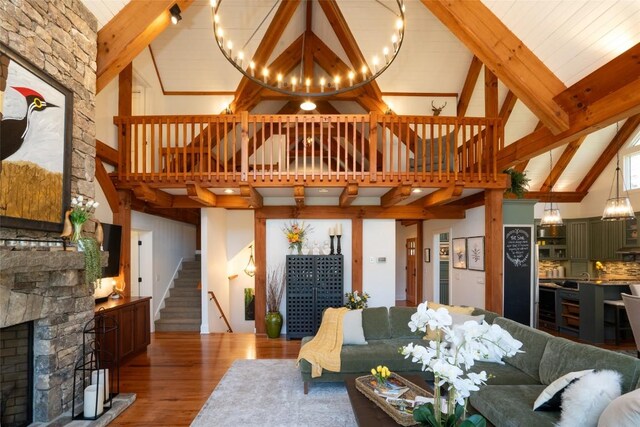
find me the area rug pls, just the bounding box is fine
[190,359,357,427]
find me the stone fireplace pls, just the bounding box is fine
[0,250,100,423]
[0,321,33,427]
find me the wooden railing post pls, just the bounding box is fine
[241,111,249,181]
[369,112,378,181]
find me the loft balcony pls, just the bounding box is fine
[111,112,507,193]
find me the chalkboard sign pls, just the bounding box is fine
[503,226,533,325]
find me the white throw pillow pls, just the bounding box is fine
[533,369,593,410]
[342,309,367,345]
[598,387,640,427]
[557,370,622,427]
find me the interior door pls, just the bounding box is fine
[406,238,417,305]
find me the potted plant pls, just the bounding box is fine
[504,168,530,199]
[283,220,311,254]
[401,304,523,426]
[265,264,285,338]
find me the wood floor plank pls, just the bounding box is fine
[111,332,301,426]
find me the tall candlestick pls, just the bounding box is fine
[336,235,342,255]
[330,235,335,255]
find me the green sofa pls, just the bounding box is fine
[298,306,496,393]
[299,306,640,426]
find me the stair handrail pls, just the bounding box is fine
[205,285,233,333]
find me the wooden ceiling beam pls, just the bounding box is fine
[130,198,199,225]
[422,185,464,207]
[499,90,518,123]
[96,140,119,167]
[294,185,305,208]
[498,50,640,170]
[231,0,301,111]
[457,56,482,117]
[448,191,486,210]
[186,182,217,207]
[339,183,359,207]
[172,195,250,209]
[513,161,529,174]
[520,191,587,203]
[539,136,587,192]
[421,0,569,134]
[484,67,498,117]
[317,0,382,100]
[381,184,412,208]
[240,184,264,209]
[255,205,465,220]
[95,160,119,214]
[576,115,640,193]
[132,183,173,207]
[96,0,194,93]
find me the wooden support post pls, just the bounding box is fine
[484,189,503,314]
[485,67,498,117]
[114,190,132,296]
[416,220,424,304]
[352,218,363,293]
[254,216,267,334]
[118,63,133,116]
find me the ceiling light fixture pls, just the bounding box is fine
[244,244,256,277]
[300,100,316,111]
[412,188,422,194]
[602,123,635,221]
[540,151,563,226]
[224,188,234,194]
[169,4,182,25]
[211,0,406,99]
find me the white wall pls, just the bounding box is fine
[226,211,255,333]
[395,222,417,301]
[201,208,229,333]
[423,206,486,308]
[131,211,197,322]
[363,220,397,308]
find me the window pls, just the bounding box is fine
[623,130,640,190]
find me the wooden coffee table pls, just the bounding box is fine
[345,374,432,427]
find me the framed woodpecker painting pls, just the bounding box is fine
[0,43,73,232]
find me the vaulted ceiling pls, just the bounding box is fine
[83,0,640,197]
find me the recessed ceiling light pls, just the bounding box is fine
[318,189,329,193]
[224,188,234,194]
[412,188,422,193]
[300,100,316,111]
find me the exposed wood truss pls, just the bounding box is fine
[96,140,119,167]
[381,184,412,208]
[422,0,569,134]
[339,183,359,208]
[294,186,305,208]
[95,159,119,213]
[96,0,194,93]
[133,183,173,207]
[187,183,216,207]
[421,185,464,207]
[458,56,483,117]
[255,205,465,220]
[539,136,586,193]
[240,184,264,209]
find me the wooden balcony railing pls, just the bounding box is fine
[113,112,503,187]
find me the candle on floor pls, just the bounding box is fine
[83,384,104,417]
[91,368,109,398]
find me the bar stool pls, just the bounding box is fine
[604,299,631,345]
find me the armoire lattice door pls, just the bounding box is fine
[286,255,344,339]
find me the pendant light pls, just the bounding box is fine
[602,144,635,221]
[244,244,256,277]
[540,151,563,226]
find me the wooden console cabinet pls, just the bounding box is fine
[95,296,151,363]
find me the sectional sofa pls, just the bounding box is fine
[298,306,640,426]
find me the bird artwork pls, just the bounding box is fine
[60,209,73,239]
[1,86,58,160]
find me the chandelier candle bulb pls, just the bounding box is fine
[250,61,255,77]
[262,68,268,83]
[291,77,297,92]
[306,78,311,92]
[237,51,243,68]
[227,41,232,57]
[348,71,354,86]
[373,56,379,72]
[320,77,326,92]
[361,65,367,81]
[334,76,340,90]
[277,73,283,88]
[217,28,223,46]
[392,34,398,51]
[383,47,389,63]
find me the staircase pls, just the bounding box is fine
[155,255,201,332]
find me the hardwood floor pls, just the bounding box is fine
[112,332,301,426]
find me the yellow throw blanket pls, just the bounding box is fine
[296,307,348,378]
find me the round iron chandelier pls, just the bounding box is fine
[210,0,406,99]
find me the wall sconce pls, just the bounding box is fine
[244,244,256,277]
[169,4,182,25]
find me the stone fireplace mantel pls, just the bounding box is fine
[0,249,107,422]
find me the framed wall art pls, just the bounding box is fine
[0,42,73,232]
[452,237,467,269]
[467,236,485,271]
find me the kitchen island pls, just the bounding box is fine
[540,279,635,344]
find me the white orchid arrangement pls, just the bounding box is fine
[401,303,523,426]
[69,196,99,225]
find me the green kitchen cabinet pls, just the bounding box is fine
[588,218,624,261]
[566,220,589,261]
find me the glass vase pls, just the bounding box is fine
[71,222,84,243]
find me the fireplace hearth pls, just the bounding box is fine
[0,321,34,427]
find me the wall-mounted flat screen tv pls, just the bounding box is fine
[101,223,122,278]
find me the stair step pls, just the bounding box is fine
[177,270,201,279]
[181,261,201,270]
[164,297,200,307]
[195,253,201,261]
[173,278,199,287]
[169,288,200,297]
[160,306,201,315]
[155,320,201,332]
[159,312,201,321]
